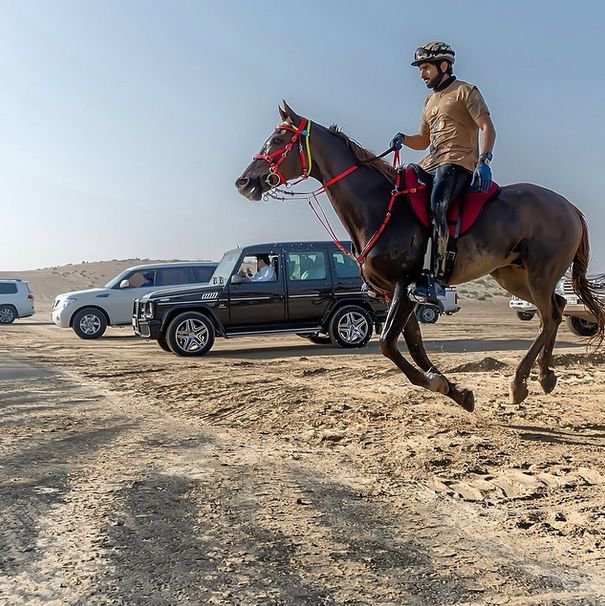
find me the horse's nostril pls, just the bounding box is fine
[235,177,249,189]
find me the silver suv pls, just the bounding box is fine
[560,272,605,336]
[52,261,217,339]
[0,279,35,324]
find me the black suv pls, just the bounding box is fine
[132,241,389,356]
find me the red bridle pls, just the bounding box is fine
[252,116,423,270]
[254,118,313,187]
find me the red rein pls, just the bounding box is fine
[252,118,425,265]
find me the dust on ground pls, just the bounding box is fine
[1,299,604,605]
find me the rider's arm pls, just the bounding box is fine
[475,113,496,158]
[403,118,430,150]
[402,131,430,150]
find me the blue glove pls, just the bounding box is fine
[389,132,405,151]
[470,161,492,192]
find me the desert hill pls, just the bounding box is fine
[1,259,510,311]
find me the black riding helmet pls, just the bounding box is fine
[411,41,455,67]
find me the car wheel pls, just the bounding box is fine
[328,305,373,348]
[72,307,107,339]
[166,311,215,356]
[517,311,535,321]
[416,304,439,324]
[566,315,598,337]
[157,334,172,352]
[0,305,17,324]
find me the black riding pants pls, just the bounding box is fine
[429,163,471,274]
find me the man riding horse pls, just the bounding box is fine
[390,41,497,304]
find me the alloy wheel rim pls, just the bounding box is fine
[175,318,209,352]
[80,314,101,335]
[0,308,15,323]
[337,311,368,344]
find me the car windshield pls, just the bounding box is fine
[210,249,242,285]
[105,268,136,289]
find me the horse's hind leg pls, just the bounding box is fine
[403,312,475,411]
[510,289,562,404]
[537,292,566,394]
[491,267,555,404]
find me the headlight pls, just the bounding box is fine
[58,297,77,310]
[144,301,155,318]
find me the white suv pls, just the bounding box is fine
[509,278,565,322]
[0,279,35,324]
[51,261,217,339]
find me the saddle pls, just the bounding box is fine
[403,164,500,237]
[400,164,500,283]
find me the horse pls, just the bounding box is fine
[235,102,605,412]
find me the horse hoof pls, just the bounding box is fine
[540,371,557,394]
[460,389,475,413]
[450,388,475,412]
[509,381,529,404]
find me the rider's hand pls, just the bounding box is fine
[470,161,492,192]
[389,132,405,151]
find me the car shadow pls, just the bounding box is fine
[206,338,585,360]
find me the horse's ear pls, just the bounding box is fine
[278,102,289,122]
[280,100,301,126]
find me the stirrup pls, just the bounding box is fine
[408,275,441,305]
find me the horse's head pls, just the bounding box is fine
[235,101,310,201]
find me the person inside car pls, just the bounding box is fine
[140,272,155,287]
[240,255,276,282]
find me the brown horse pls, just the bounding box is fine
[235,102,605,412]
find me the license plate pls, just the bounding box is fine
[566,296,578,305]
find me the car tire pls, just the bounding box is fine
[328,305,373,348]
[72,307,108,339]
[517,311,535,321]
[416,304,439,324]
[166,311,215,356]
[297,332,332,345]
[566,315,598,337]
[157,334,172,352]
[0,304,17,324]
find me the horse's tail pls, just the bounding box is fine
[571,208,605,348]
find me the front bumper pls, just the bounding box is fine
[132,317,164,339]
[51,308,72,328]
[132,299,162,339]
[563,304,598,323]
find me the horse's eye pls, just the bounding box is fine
[271,137,282,146]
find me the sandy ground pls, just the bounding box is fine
[1,294,605,605]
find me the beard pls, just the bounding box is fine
[425,72,444,89]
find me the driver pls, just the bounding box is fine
[240,254,276,282]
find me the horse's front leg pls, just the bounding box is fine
[379,281,452,398]
[403,313,475,412]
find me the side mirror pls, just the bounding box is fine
[119,279,130,289]
[230,274,245,284]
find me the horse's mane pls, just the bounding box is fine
[328,125,397,183]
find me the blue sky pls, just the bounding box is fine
[1,0,604,271]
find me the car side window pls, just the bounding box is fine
[156,268,189,287]
[234,255,278,282]
[125,271,155,288]
[331,252,360,279]
[287,252,326,281]
[0,283,18,295]
[190,266,214,283]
